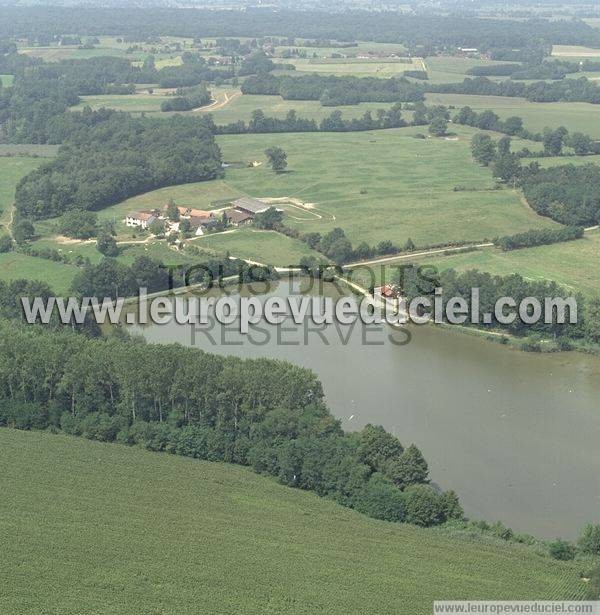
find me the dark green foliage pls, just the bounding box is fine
[495,226,584,251]
[57,210,98,240]
[15,115,222,219]
[587,567,600,600]
[0,320,459,529]
[254,207,284,230]
[402,485,444,527]
[0,235,13,253]
[354,473,405,522]
[471,133,496,166]
[264,147,287,173]
[12,219,35,244]
[521,164,600,227]
[357,424,404,472]
[96,233,119,257]
[238,51,274,76]
[428,117,448,137]
[578,524,600,556]
[386,444,429,490]
[242,73,425,106]
[548,539,576,561]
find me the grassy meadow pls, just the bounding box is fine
[213,126,556,246]
[0,252,78,295]
[284,57,423,78]
[0,156,47,230]
[0,428,586,615]
[349,230,600,297]
[194,228,323,265]
[427,93,600,137]
[1,74,14,86]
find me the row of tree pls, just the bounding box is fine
[242,73,426,106]
[0,319,461,528]
[494,226,585,251]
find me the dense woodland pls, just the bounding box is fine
[2,7,600,52]
[14,114,222,219]
[0,318,463,529]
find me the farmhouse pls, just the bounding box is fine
[187,214,215,236]
[126,211,157,229]
[177,206,211,218]
[225,209,253,227]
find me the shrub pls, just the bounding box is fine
[354,473,405,522]
[578,524,600,555]
[548,539,576,561]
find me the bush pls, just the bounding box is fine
[578,524,600,556]
[402,485,444,527]
[354,473,405,522]
[0,234,13,253]
[548,539,576,561]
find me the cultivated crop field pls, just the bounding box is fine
[0,428,585,615]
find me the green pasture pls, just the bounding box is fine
[0,252,78,295]
[286,57,422,78]
[426,93,600,138]
[357,231,600,297]
[0,156,47,230]
[0,74,14,86]
[0,428,586,615]
[193,228,323,265]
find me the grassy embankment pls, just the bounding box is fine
[0,428,587,615]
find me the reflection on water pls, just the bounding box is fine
[126,279,600,539]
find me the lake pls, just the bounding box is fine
[126,278,600,539]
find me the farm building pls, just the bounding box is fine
[232,197,271,216]
[232,197,283,216]
[226,209,253,227]
[126,212,157,229]
[187,214,215,236]
[177,206,212,218]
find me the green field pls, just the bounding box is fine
[424,56,518,84]
[534,154,600,168]
[0,428,586,615]
[71,91,175,114]
[285,57,422,78]
[427,93,600,137]
[201,92,400,125]
[194,228,323,265]
[0,252,78,295]
[96,125,557,266]
[0,156,46,230]
[214,127,556,246]
[354,231,600,296]
[0,74,14,86]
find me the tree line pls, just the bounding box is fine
[3,7,600,52]
[0,319,462,529]
[494,226,585,251]
[212,105,407,135]
[241,73,426,106]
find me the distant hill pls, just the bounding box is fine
[0,428,585,614]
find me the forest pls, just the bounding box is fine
[0,319,462,529]
[2,7,600,52]
[14,114,222,219]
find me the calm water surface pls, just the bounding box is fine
[127,280,600,539]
